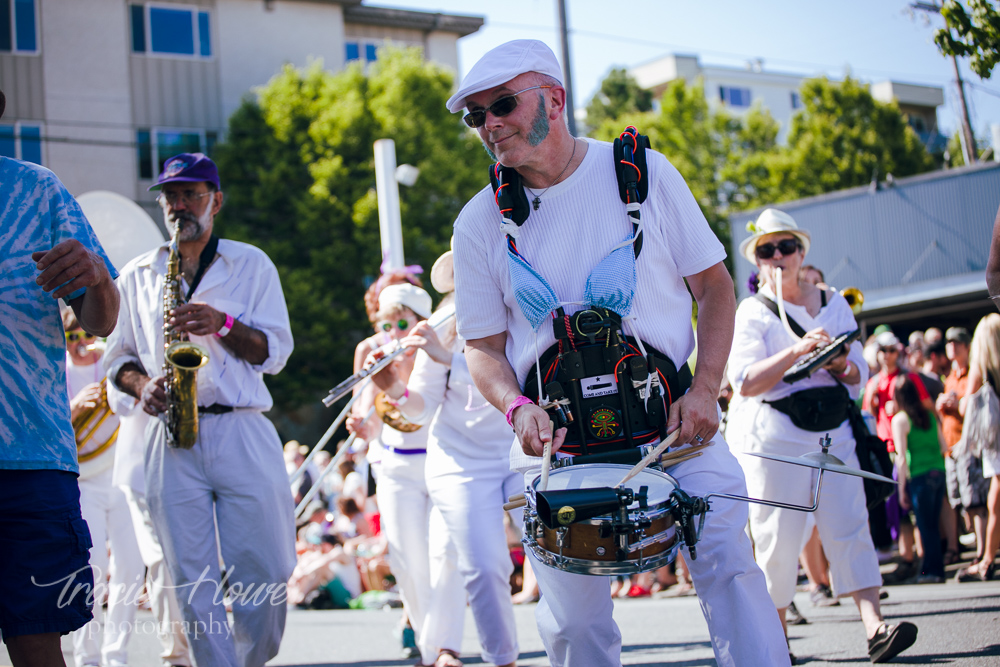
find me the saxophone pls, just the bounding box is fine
[162,223,210,449]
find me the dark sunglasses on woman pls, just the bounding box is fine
[463,85,553,128]
[755,238,801,260]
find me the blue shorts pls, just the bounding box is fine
[0,469,94,641]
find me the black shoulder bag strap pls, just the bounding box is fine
[754,293,808,338]
[184,234,220,301]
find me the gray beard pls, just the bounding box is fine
[526,96,550,147]
[165,209,207,242]
[481,94,550,162]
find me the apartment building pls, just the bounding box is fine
[630,53,945,148]
[0,0,482,209]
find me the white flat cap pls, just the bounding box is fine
[446,39,564,113]
[378,283,433,320]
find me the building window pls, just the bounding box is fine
[345,40,379,63]
[0,122,43,164]
[137,128,216,179]
[130,4,211,58]
[0,0,38,53]
[790,92,801,110]
[719,86,752,108]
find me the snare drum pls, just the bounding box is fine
[524,463,680,576]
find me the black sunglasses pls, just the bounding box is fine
[755,238,801,260]
[463,85,553,128]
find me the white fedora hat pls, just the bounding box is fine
[738,208,811,264]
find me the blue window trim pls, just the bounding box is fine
[133,3,212,59]
[138,127,218,181]
[720,86,752,109]
[0,121,44,164]
[1,0,39,54]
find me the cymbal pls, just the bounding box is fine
[746,451,895,485]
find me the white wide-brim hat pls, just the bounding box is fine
[430,250,454,294]
[738,208,811,264]
[446,39,564,113]
[378,283,433,320]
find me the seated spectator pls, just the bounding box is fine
[333,496,372,540]
[288,535,361,608]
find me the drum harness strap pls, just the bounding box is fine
[489,127,691,459]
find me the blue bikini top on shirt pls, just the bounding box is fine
[506,234,638,331]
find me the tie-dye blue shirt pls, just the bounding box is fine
[1,157,118,473]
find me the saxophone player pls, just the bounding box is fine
[104,154,296,667]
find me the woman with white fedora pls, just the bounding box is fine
[726,208,918,664]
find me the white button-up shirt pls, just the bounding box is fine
[104,239,293,412]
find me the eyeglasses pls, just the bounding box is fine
[463,85,553,128]
[754,238,801,260]
[66,331,96,343]
[156,190,214,207]
[377,318,412,333]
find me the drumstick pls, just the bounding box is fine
[508,493,525,503]
[539,421,554,492]
[503,497,528,511]
[616,430,680,486]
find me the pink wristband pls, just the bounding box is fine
[505,396,534,427]
[386,387,409,407]
[215,313,234,338]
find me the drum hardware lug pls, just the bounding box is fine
[556,526,569,548]
[599,521,613,538]
[671,488,709,561]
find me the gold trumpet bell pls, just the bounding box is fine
[374,391,422,433]
[841,287,864,315]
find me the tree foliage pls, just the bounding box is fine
[584,68,654,131]
[935,0,1000,79]
[213,47,491,410]
[761,76,935,203]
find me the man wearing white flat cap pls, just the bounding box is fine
[449,39,789,667]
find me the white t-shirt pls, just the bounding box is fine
[453,139,726,388]
[725,285,868,455]
[407,343,512,462]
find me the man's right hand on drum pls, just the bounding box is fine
[512,402,567,457]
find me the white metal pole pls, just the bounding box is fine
[373,139,405,271]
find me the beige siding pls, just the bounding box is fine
[344,23,424,47]
[129,56,223,129]
[0,55,45,120]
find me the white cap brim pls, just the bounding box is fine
[446,39,563,113]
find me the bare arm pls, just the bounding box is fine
[987,203,1000,303]
[33,239,119,336]
[465,332,566,456]
[669,262,734,444]
[115,362,168,416]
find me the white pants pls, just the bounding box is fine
[735,419,882,608]
[146,411,297,667]
[378,449,465,665]
[121,487,191,667]
[72,468,144,667]
[527,436,790,667]
[424,447,521,666]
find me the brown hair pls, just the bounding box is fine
[893,373,930,431]
[337,495,361,517]
[62,308,80,331]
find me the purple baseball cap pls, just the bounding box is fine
[148,152,220,191]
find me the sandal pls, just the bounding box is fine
[434,649,463,667]
[943,549,960,566]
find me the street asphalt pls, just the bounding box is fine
[1,579,996,666]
